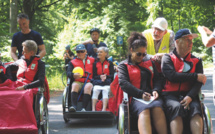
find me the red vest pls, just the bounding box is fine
[71,56,95,83]
[163,53,199,92]
[17,57,40,84]
[109,59,154,115]
[96,60,110,75]
[125,60,154,91]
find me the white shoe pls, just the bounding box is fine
[81,108,86,112]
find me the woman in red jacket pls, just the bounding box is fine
[118,32,167,134]
[92,47,114,111]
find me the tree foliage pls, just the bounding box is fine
[0,0,215,67]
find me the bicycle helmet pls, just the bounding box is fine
[90,28,100,34]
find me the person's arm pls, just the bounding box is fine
[67,61,74,79]
[198,26,215,48]
[151,61,162,94]
[93,62,101,80]
[11,47,18,61]
[23,61,45,89]
[186,59,204,99]
[82,39,94,45]
[106,61,114,81]
[38,44,46,59]
[118,63,144,98]
[161,54,198,82]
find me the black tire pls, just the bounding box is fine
[61,71,67,87]
[41,98,49,134]
[62,87,69,123]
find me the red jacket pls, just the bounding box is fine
[109,59,154,116]
[96,60,110,75]
[162,53,199,92]
[71,56,95,83]
[17,57,40,84]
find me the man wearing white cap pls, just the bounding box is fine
[143,17,175,66]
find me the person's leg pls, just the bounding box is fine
[151,107,167,134]
[82,82,93,109]
[189,99,203,134]
[170,116,183,134]
[138,109,152,134]
[102,86,109,111]
[69,82,80,112]
[92,86,101,111]
[190,114,203,134]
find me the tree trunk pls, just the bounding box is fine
[10,0,18,34]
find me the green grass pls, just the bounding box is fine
[47,70,66,91]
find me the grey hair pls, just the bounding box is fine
[98,46,109,53]
[22,40,38,54]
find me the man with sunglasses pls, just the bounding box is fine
[143,17,175,72]
[82,28,107,58]
[67,44,95,112]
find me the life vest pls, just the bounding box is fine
[16,57,40,84]
[162,53,200,92]
[95,59,110,75]
[71,56,95,83]
[144,30,171,55]
[125,60,154,89]
[109,59,154,115]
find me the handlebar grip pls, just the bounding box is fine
[85,71,91,75]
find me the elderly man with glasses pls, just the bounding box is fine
[67,44,95,112]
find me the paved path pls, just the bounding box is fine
[48,74,215,134]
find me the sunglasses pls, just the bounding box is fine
[136,52,147,57]
[76,50,85,53]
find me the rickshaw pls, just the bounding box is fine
[62,71,115,123]
[0,63,49,134]
[118,91,213,134]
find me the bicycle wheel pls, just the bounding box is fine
[61,71,67,87]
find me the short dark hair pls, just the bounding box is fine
[127,32,147,50]
[90,28,100,34]
[17,13,29,20]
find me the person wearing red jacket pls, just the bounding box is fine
[0,40,45,90]
[92,47,114,111]
[67,44,95,112]
[118,32,167,134]
[161,29,207,134]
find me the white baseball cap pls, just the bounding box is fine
[152,17,168,31]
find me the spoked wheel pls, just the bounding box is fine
[39,98,49,134]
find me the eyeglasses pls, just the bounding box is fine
[136,52,147,57]
[76,50,85,53]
